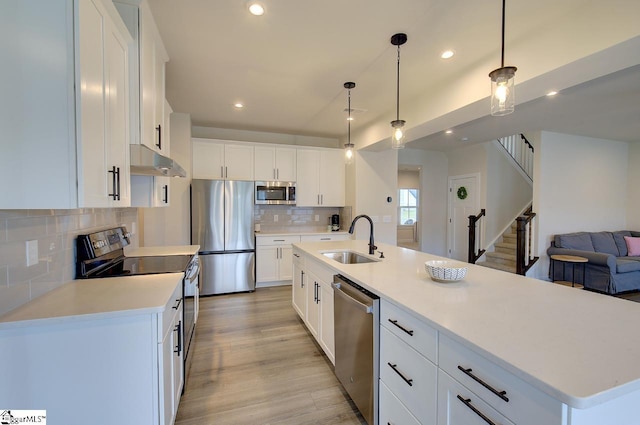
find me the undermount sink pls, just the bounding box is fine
[322,250,380,264]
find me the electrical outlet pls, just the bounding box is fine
[26,240,38,267]
[315,215,319,222]
[274,215,278,222]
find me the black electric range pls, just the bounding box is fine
[76,227,200,390]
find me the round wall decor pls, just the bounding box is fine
[457,186,468,200]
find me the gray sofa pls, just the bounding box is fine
[547,231,640,294]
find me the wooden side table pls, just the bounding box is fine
[550,255,588,288]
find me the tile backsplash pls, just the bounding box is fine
[255,205,352,233]
[0,208,138,316]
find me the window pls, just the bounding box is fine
[398,189,418,225]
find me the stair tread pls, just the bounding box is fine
[486,251,516,260]
[495,241,516,249]
[477,261,516,273]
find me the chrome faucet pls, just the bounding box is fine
[348,214,377,255]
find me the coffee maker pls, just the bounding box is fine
[331,214,340,231]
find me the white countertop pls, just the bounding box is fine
[0,273,184,329]
[294,240,640,409]
[124,245,200,256]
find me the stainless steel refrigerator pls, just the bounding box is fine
[191,179,255,295]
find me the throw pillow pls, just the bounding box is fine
[624,236,640,256]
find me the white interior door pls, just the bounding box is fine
[447,174,479,261]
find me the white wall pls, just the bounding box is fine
[628,143,640,229]
[485,142,533,246]
[140,113,192,246]
[533,131,629,280]
[398,149,449,256]
[353,150,398,246]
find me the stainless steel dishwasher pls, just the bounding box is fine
[332,274,380,425]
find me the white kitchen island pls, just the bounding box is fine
[293,239,640,425]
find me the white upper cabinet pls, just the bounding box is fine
[115,0,169,156]
[192,138,254,180]
[296,148,345,207]
[254,146,297,181]
[0,0,132,209]
[130,100,172,207]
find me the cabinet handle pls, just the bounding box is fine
[316,282,320,303]
[388,319,414,336]
[320,238,330,241]
[457,366,509,402]
[155,124,162,149]
[163,185,169,204]
[320,194,323,205]
[174,320,182,356]
[172,298,182,310]
[108,166,119,200]
[301,270,304,288]
[317,194,320,205]
[273,239,285,242]
[314,282,318,303]
[293,253,300,258]
[387,362,413,386]
[115,166,121,200]
[225,166,228,178]
[456,395,498,425]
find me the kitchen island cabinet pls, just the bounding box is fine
[293,240,640,424]
[1,0,132,209]
[0,274,185,425]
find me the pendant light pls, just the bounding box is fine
[343,82,356,165]
[390,33,407,149]
[489,0,517,116]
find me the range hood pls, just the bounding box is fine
[130,145,187,178]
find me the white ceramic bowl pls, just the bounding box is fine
[425,260,468,283]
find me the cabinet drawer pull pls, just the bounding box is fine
[320,237,330,240]
[301,270,305,288]
[273,239,285,242]
[456,395,497,425]
[172,298,182,310]
[457,366,509,402]
[387,319,414,336]
[293,253,300,258]
[387,362,413,386]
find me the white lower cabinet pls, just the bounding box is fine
[292,249,306,319]
[292,251,336,364]
[379,380,422,425]
[438,369,515,425]
[380,326,438,423]
[256,235,300,284]
[0,279,184,425]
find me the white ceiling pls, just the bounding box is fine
[147,0,640,151]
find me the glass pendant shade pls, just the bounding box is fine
[344,143,354,164]
[489,66,517,116]
[391,119,406,149]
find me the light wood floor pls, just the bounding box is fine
[175,285,365,425]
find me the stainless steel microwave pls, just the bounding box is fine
[255,181,296,205]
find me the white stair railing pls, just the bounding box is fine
[498,134,534,180]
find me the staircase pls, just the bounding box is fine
[477,222,518,273]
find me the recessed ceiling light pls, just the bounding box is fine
[248,2,264,16]
[445,129,453,134]
[441,50,455,59]
[546,90,558,97]
[347,117,354,121]
[461,137,469,142]
[234,103,244,109]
